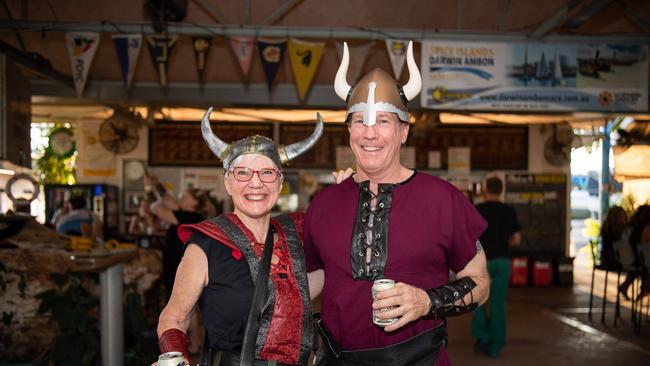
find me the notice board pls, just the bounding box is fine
[279,124,349,169]
[505,173,567,256]
[408,125,528,170]
[149,122,273,166]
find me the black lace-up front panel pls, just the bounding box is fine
[350,181,394,280]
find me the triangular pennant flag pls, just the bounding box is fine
[192,37,212,83]
[385,39,407,80]
[288,39,325,102]
[229,36,255,80]
[65,32,100,97]
[257,38,287,90]
[336,42,372,85]
[146,35,178,87]
[112,34,142,89]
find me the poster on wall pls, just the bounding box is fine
[420,41,648,112]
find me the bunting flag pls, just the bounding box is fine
[146,35,178,87]
[288,39,325,102]
[229,36,255,80]
[65,32,100,97]
[385,39,408,80]
[257,38,287,90]
[335,41,373,85]
[192,37,212,83]
[112,34,142,89]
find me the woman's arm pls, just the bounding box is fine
[158,244,209,334]
[308,269,325,300]
[151,204,179,226]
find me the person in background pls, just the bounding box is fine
[157,108,322,365]
[618,204,650,301]
[128,198,162,248]
[600,206,628,271]
[50,199,71,228]
[472,176,522,359]
[146,175,209,355]
[55,195,103,241]
[145,176,209,294]
[304,41,490,366]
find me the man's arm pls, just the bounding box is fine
[372,246,490,332]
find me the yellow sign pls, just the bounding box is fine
[288,39,325,102]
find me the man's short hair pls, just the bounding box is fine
[485,177,503,195]
[69,195,87,210]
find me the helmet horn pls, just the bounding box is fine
[402,41,422,101]
[200,107,230,159]
[334,42,352,101]
[282,113,324,163]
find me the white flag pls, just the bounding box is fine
[65,32,100,97]
[112,34,142,89]
[335,42,373,84]
[385,39,408,80]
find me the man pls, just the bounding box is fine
[56,195,103,241]
[472,176,521,359]
[303,41,490,366]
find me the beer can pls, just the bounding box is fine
[372,279,398,326]
[158,351,188,366]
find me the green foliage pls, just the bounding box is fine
[35,124,77,185]
[36,273,99,366]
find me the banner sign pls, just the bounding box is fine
[258,38,287,90]
[288,39,325,102]
[229,36,255,80]
[421,41,649,112]
[146,35,178,87]
[66,32,100,97]
[385,39,407,79]
[192,37,212,83]
[112,34,142,89]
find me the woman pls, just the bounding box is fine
[157,107,323,366]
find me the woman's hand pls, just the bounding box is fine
[332,168,354,184]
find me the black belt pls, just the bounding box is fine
[314,316,446,366]
[205,349,294,366]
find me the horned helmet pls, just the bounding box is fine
[334,41,421,126]
[200,107,323,171]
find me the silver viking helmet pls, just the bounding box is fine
[201,107,324,171]
[334,40,422,126]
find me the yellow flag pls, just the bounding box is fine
[288,39,325,102]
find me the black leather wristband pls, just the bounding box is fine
[426,277,478,319]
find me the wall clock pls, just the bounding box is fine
[48,127,76,158]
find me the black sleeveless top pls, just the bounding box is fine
[188,231,254,351]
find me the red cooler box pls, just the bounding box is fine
[510,257,528,286]
[532,260,552,286]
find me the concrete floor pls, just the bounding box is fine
[445,274,650,365]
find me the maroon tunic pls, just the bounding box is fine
[304,172,486,365]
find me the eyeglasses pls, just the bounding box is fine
[228,167,281,183]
